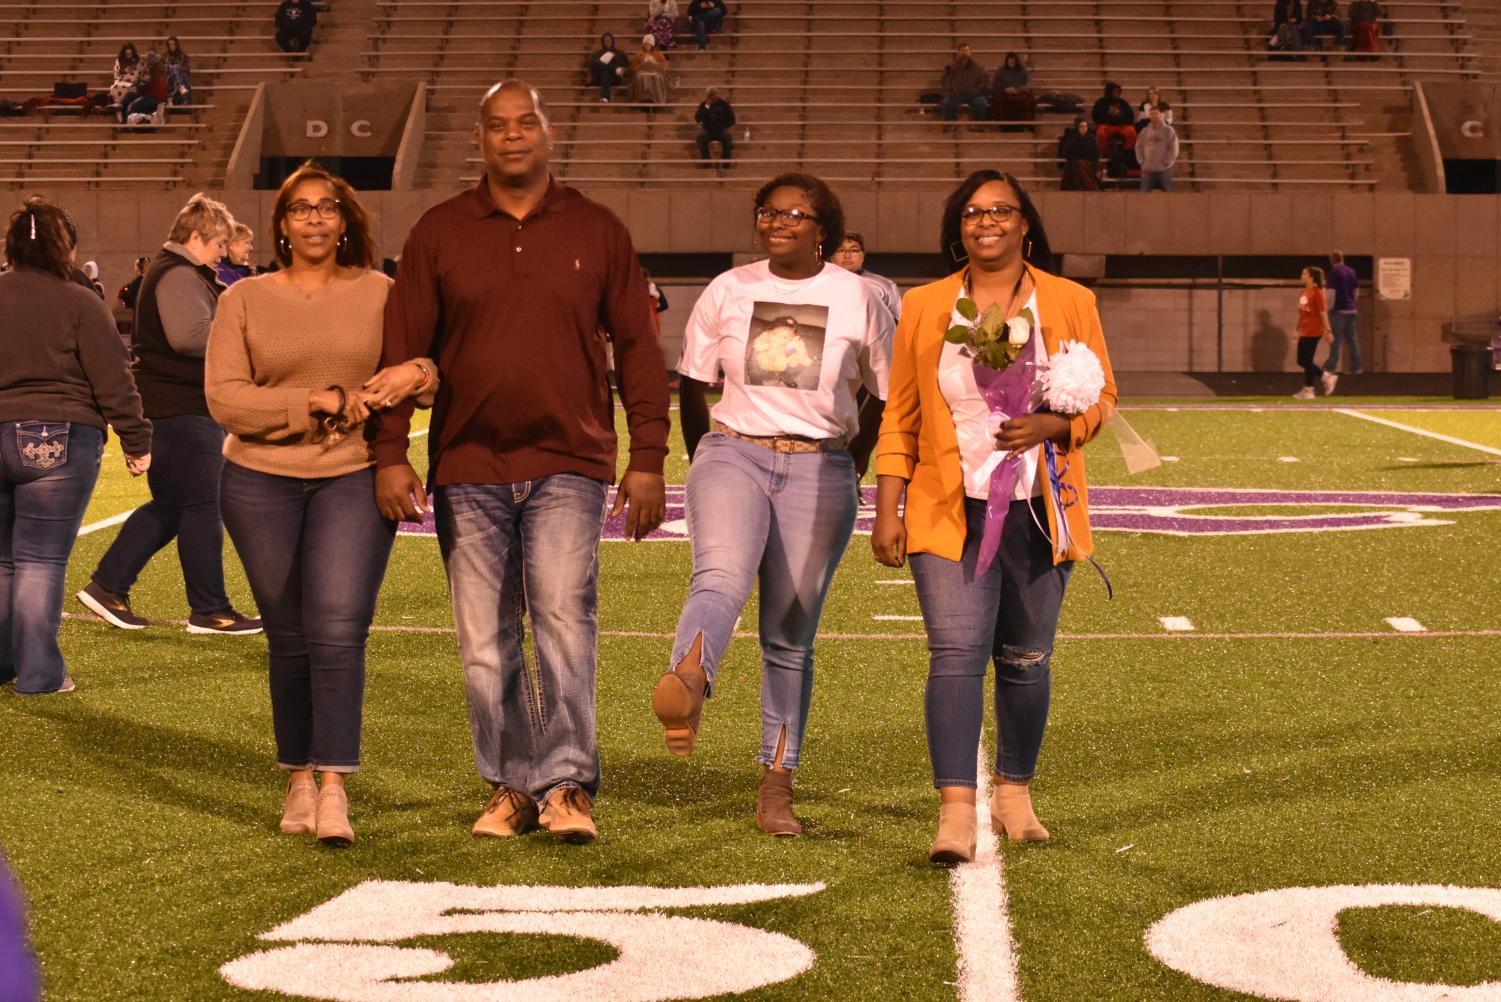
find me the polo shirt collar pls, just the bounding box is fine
[467,176,570,221]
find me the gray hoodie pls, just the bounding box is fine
[1135,120,1179,172]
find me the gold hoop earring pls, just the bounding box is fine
[948,240,969,265]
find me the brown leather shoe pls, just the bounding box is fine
[652,664,706,756]
[990,779,1050,842]
[279,778,317,835]
[315,784,355,846]
[472,785,537,838]
[539,786,597,844]
[928,802,977,865]
[755,767,801,837]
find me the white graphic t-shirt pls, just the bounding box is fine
[937,287,1047,501]
[678,260,893,440]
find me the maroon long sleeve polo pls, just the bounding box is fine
[373,179,670,486]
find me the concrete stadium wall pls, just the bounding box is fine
[49,188,1500,374]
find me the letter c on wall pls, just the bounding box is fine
[350,119,373,138]
[1460,120,1485,139]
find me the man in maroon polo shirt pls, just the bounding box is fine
[372,80,669,843]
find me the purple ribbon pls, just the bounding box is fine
[969,330,1037,575]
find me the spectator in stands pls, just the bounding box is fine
[643,266,668,334]
[940,43,989,124]
[1302,0,1346,48]
[81,261,106,298]
[1135,105,1178,192]
[275,0,318,53]
[688,0,727,50]
[1136,85,1172,132]
[647,0,679,50]
[831,231,902,322]
[119,255,149,309]
[78,193,262,637]
[1090,80,1136,156]
[1349,0,1382,53]
[587,32,628,103]
[1322,250,1360,385]
[628,36,670,107]
[1058,117,1100,190]
[164,36,192,105]
[123,51,169,125]
[991,52,1034,122]
[109,43,142,108]
[1274,0,1304,28]
[1293,266,1332,399]
[0,198,151,696]
[216,223,255,286]
[695,86,735,164]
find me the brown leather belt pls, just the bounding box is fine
[713,421,848,454]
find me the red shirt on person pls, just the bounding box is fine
[1297,286,1327,338]
[373,179,670,486]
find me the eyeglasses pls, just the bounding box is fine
[960,204,1021,226]
[286,200,341,221]
[754,207,819,226]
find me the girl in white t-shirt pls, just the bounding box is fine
[652,173,894,837]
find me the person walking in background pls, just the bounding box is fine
[0,199,152,696]
[80,260,105,298]
[216,223,256,286]
[688,0,727,49]
[1293,265,1332,400]
[871,169,1117,864]
[940,43,989,124]
[652,173,893,837]
[831,230,902,323]
[694,87,735,164]
[78,193,261,636]
[119,255,149,310]
[208,163,434,846]
[1135,105,1178,192]
[374,81,669,844]
[1321,250,1360,389]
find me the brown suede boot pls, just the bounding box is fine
[755,767,801,837]
[279,778,317,835]
[315,783,355,846]
[990,779,1050,842]
[928,802,977,865]
[652,662,707,757]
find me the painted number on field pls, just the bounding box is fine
[221,880,824,1001]
[1147,884,1501,1000]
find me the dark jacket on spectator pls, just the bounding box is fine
[1274,0,1303,25]
[1091,83,1134,126]
[942,57,988,97]
[1349,0,1380,24]
[994,63,1029,91]
[688,0,725,17]
[695,95,735,135]
[120,274,144,310]
[276,0,317,37]
[1306,0,1338,21]
[132,243,224,419]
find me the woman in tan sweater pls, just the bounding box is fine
[206,163,434,845]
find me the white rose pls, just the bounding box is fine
[1005,316,1030,346]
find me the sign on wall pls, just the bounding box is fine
[1377,257,1411,301]
[261,82,413,158]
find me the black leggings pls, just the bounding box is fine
[1297,337,1322,387]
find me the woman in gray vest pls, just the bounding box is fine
[0,198,151,694]
[78,193,262,635]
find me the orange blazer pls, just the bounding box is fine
[874,265,1118,564]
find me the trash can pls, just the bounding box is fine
[1451,344,1492,400]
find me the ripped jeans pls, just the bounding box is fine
[909,497,1071,787]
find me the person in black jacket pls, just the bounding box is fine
[1058,117,1101,191]
[275,0,317,53]
[687,0,727,50]
[695,87,735,163]
[78,193,262,636]
[586,32,627,102]
[1090,80,1136,160]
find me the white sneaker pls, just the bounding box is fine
[1321,372,1338,395]
[1292,387,1316,400]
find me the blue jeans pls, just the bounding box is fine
[671,434,860,769]
[436,475,609,801]
[92,414,229,615]
[220,462,396,771]
[1324,311,1361,373]
[941,92,989,121]
[692,6,725,46]
[909,497,1071,787]
[1141,169,1174,192]
[0,422,102,693]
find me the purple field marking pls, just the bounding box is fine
[1121,404,1501,412]
[394,485,1501,540]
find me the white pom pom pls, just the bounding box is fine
[1041,340,1105,416]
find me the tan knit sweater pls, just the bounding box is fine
[205,269,394,479]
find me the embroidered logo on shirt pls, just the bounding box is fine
[744,302,828,391]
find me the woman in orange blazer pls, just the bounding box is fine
[871,169,1116,864]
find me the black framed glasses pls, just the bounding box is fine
[287,200,341,221]
[754,207,818,226]
[960,204,1021,226]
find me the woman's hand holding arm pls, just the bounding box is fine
[871,474,909,567]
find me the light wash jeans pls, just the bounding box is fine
[670,433,860,769]
[909,497,1071,787]
[1323,311,1361,373]
[436,475,609,801]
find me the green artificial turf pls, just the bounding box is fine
[2,401,1499,1001]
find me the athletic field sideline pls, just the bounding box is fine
[3,397,1498,1001]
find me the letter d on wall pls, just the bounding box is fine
[305,119,329,139]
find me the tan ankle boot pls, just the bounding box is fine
[316,783,355,846]
[279,778,317,835]
[990,778,1049,842]
[652,663,707,757]
[928,802,977,865]
[755,767,801,836]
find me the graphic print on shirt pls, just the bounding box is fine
[743,302,828,391]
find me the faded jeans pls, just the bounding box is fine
[909,497,1071,786]
[1323,311,1361,373]
[670,433,860,769]
[436,475,609,802]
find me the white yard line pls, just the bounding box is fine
[1384,617,1427,633]
[76,511,132,536]
[951,749,1022,1002]
[873,614,925,621]
[1334,408,1501,457]
[1159,616,1196,632]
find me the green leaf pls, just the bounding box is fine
[955,298,979,321]
[1016,306,1036,330]
[944,325,971,344]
